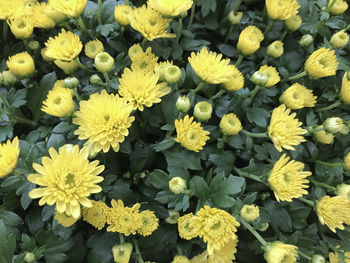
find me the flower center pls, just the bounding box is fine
[65,173,76,187]
[54,97,62,105]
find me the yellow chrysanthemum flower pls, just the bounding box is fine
[265,0,300,20]
[118,68,171,111]
[28,145,105,219]
[304,48,338,79]
[175,115,210,152]
[0,137,19,179]
[49,0,87,18]
[156,60,174,81]
[112,243,133,263]
[328,0,348,15]
[73,90,135,155]
[330,30,349,49]
[268,104,307,152]
[7,51,35,78]
[131,47,158,74]
[190,206,240,255]
[280,83,317,110]
[313,126,334,144]
[147,0,193,17]
[128,43,143,61]
[30,3,55,29]
[341,73,350,104]
[266,40,284,58]
[264,241,298,263]
[268,154,311,202]
[129,5,176,41]
[137,210,159,236]
[178,213,198,240]
[222,66,244,91]
[219,113,242,136]
[316,195,350,232]
[55,210,80,227]
[258,65,280,87]
[54,59,79,74]
[114,5,133,26]
[7,17,33,39]
[45,29,83,61]
[188,48,234,84]
[172,255,190,263]
[84,39,104,59]
[284,15,302,32]
[106,199,142,235]
[237,25,264,56]
[336,184,350,198]
[0,0,34,20]
[329,251,350,263]
[82,200,109,230]
[199,236,238,263]
[345,152,350,170]
[43,2,66,22]
[240,205,260,222]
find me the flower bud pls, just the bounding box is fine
[123,171,131,179]
[85,39,104,59]
[112,243,133,263]
[323,117,344,133]
[176,96,191,112]
[266,40,284,58]
[90,74,103,85]
[193,101,213,121]
[339,124,350,135]
[299,34,314,47]
[94,52,114,73]
[240,204,260,222]
[344,152,350,171]
[24,252,36,263]
[220,113,242,136]
[335,184,350,198]
[311,254,325,263]
[165,210,180,224]
[251,71,268,86]
[284,15,302,32]
[164,65,182,84]
[1,70,17,86]
[169,177,187,194]
[228,11,243,25]
[64,77,79,89]
[28,40,40,50]
[140,171,147,179]
[313,126,334,144]
[257,222,269,232]
[330,30,349,49]
[180,11,188,18]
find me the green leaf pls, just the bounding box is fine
[7,88,27,108]
[264,200,293,232]
[246,108,270,127]
[190,176,209,201]
[47,134,65,149]
[152,138,175,152]
[96,24,117,38]
[149,169,171,190]
[164,148,202,173]
[0,124,13,142]
[52,122,75,134]
[0,219,16,263]
[209,151,235,175]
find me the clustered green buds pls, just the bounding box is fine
[176,95,191,113]
[90,74,103,85]
[0,70,17,86]
[28,40,40,50]
[24,252,36,263]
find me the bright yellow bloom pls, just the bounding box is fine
[0,0,34,20]
[112,243,133,263]
[265,0,300,20]
[268,154,311,202]
[85,39,104,59]
[49,0,87,18]
[129,5,176,41]
[268,104,307,152]
[190,206,240,255]
[178,213,198,240]
[264,242,298,263]
[54,60,79,74]
[222,66,244,91]
[175,115,210,152]
[137,210,159,236]
[345,152,350,170]
[169,177,187,194]
[330,30,349,48]
[118,68,171,111]
[128,43,144,61]
[313,126,334,144]
[7,52,35,78]
[237,25,264,56]
[258,65,280,87]
[147,0,193,17]
[114,5,133,26]
[73,90,135,155]
[155,60,173,81]
[328,0,348,15]
[31,3,55,29]
[240,205,260,222]
[28,145,105,219]
[82,200,109,230]
[45,29,83,61]
[341,73,350,104]
[107,199,142,235]
[305,48,338,79]
[280,83,317,110]
[193,101,212,122]
[284,15,302,32]
[188,48,234,84]
[94,52,114,72]
[55,210,80,227]
[172,255,190,263]
[316,195,350,232]
[329,252,350,263]
[131,47,158,74]
[0,137,19,178]
[43,2,66,22]
[266,41,284,58]
[7,18,33,39]
[219,113,242,136]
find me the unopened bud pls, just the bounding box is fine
[257,222,269,232]
[90,74,103,85]
[164,65,182,84]
[1,70,17,86]
[335,184,350,198]
[193,101,212,122]
[311,254,325,263]
[24,252,36,263]
[176,96,191,113]
[251,71,268,86]
[169,177,187,194]
[240,205,259,222]
[299,34,313,47]
[228,11,243,25]
[28,40,40,50]
[323,117,343,134]
[64,77,79,89]
[94,52,114,72]
[165,210,180,224]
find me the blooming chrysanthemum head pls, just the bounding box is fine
[114,5,133,26]
[84,39,104,59]
[55,210,80,227]
[82,200,109,230]
[268,154,311,202]
[7,51,35,78]
[266,40,284,58]
[128,43,144,61]
[219,113,242,136]
[48,0,87,18]
[240,205,260,222]
[45,29,83,61]
[330,30,349,49]
[264,241,298,263]
[54,59,79,75]
[206,235,239,262]
[43,2,66,22]
[118,68,171,111]
[284,15,302,32]
[147,0,193,17]
[28,145,105,219]
[137,210,159,236]
[188,48,234,84]
[0,137,19,178]
[328,0,348,15]
[175,115,210,152]
[265,0,300,20]
[31,3,55,29]
[280,83,317,110]
[258,65,280,87]
[131,47,158,74]
[7,17,33,39]
[73,90,135,155]
[178,213,198,240]
[316,195,350,232]
[237,25,264,56]
[222,66,244,91]
[305,48,338,79]
[171,255,190,263]
[329,251,350,263]
[268,104,307,152]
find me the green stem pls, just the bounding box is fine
[210,89,225,101]
[102,72,111,87]
[3,21,8,42]
[187,3,196,30]
[233,167,263,183]
[235,54,244,67]
[141,38,147,47]
[74,57,90,72]
[307,126,324,134]
[233,0,242,12]
[298,197,314,207]
[224,25,234,43]
[120,26,125,38]
[177,18,183,43]
[280,30,287,41]
[217,134,227,149]
[239,216,267,246]
[299,251,312,261]
[288,71,307,81]
[241,129,268,138]
[97,0,103,26]
[315,100,341,113]
[125,0,129,5]
[77,16,93,38]
[0,92,10,111]
[249,85,261,101]
[263,19,274,35]
[309,178,336,191]
[310,159,343,168]
[119,233,125,244]
[133,239,144,263]
[345,24,350,32]
[191,82,205,94]
[166,112,182,138]
[72,88,81,101]
[326,0,337,12]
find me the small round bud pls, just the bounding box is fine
[169,177,187,194]
[24,252,36,263]
[284,15,302,32]
[344,152,350,171]
[90,74,103,85]
[311,254,326,263]
[313,126,334,144]
[112,243,133,263]
[28,40,40,50]
[330,30,349,49]
[228,11,243,25]
[85,39,104,59]
[123,171,131,179]
[240,204,260,222]
[335,184,350,198]
[1,70,17,86]
[165,210,180,224]
[251,71,268,86]
[180,11,188,18]
[323,117,344,134]
[193,101,213,122]
[140,171,147,179]
[164,65,182,84]
[299,34,313,47]
[220,113,242,136]
[339,124,350,135]
[257,222,269,232]
[266,40,284,58]
[176,96,191,113]
[94,52,114,72]
[64,77,79,89]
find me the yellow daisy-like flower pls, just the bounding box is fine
[45,29,83,62]
[284,15,302,32]
[0,137,19,179]
[205,236,239,262]
[30,3,55,29]
[106,199,142,235]
[190,206,240,255]
[188,48,234,84]
[240,205,260,222]
[147,0,193,17]
[258,65,280,87]
[42,80,75,118]
[341,72,350,104]
[73,90,135,155]
[222,66,244,91]
[129,5,176,41]
[178,213,198,240]
[82,200,109,230]
[131,47,158,74]
[49,0,87,18]
[84,39,104,59]
[175,115,210,152]
[128,43,144,61]
[112,243,133,263]
[329,251,350,263]
[280,83,317,110]
[304,48,338,79]
[7,17,33,39]
[237,25,264,56]
[172,255,190,263]
[114,5,133,26]
[268,104,307,152]
[330,30,349,49]
[268,154,311,202]
[265,0,300,20]
[43,2,66,22]
[137,210,159,236]
[118,68,171,111]
[316,195,350,232]
[328,0,348,15]
[7,51,35,78]
[55,210,80,227]
[28,145,105,219]
[264,241,298,263]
